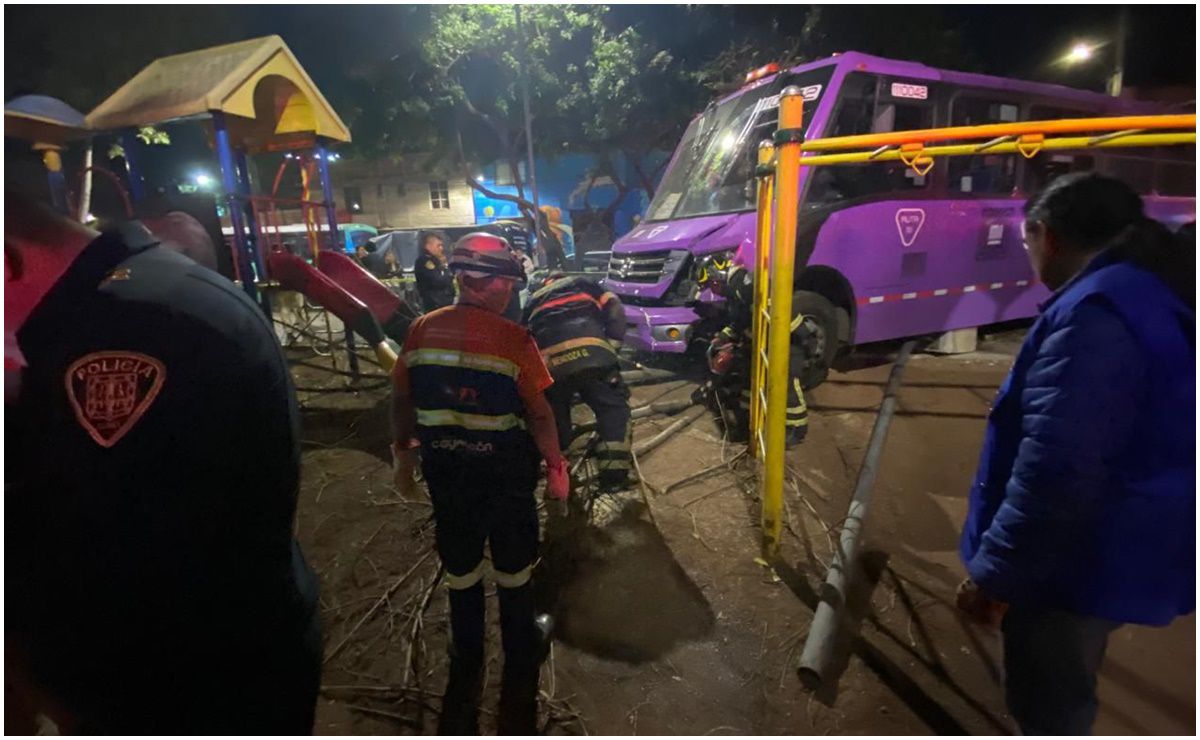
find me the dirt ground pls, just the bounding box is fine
[290,327,1195,736]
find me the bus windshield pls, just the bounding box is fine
[645,65,834,222]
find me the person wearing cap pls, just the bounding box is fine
[413,230,455,312]
[390,232,569,734]
[523,271,632,492]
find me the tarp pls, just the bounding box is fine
[85,35,350,148]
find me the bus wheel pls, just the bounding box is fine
[790,290,839,389]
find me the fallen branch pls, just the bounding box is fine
[324,550,436,664]
[402,565,446,689]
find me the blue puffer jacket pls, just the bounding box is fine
[961,240,1195,626]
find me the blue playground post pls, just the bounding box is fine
[212,112,260,305]
[234,149,272,316]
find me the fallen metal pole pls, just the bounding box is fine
[797,340,917,689]
[633,405,706,457]
[620,368,679,385]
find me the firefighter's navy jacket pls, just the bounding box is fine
[522,276,624,380]
[7,227,320,729]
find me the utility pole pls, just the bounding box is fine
[514,5,542,261]
[1108,5,1127,97]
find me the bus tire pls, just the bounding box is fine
[790,290,840,389]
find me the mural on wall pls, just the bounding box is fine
[471,151,668,252]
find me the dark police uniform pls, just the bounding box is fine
[7,225,321,734]
[701,267,808,444]
[523,275,632,489]
[393,303,553,734]
[413,248,455,313]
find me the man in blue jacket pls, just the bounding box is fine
[958,173,1195,735]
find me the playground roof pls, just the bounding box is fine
[4,95,88,145]
[85,35,350,149]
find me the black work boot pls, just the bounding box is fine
[497,659,540,735]
[497,584,541,735]
[438,650,484,735]
[439,584,486,735]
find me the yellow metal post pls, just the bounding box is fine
[761,87,804,560]
[749,139,775,459]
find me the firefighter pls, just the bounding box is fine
[4,193,321,734]
[390,232,569,735]
[523,272,633,491]
[413,230,455,312]
[696,259,808,445]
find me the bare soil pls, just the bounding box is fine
[292,329,1195,735]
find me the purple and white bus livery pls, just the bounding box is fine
[604,52,1195,385]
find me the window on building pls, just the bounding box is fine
[496,161,526,186]
[345,186,363,213]
[429,181,450,209]
[947,95,1020,195]
[808,73,935,205]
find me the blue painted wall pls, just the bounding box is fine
[471,151,669,241]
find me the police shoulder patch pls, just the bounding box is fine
[424,260,436,270]
[64,351,166,448]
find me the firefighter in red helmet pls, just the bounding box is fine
[390,231,569,734]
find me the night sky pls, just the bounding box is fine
[4,4,1195,198]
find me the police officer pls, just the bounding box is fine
[4,193,321,733]
[698,261,808,445]
[413,230,455,312]
[391,232,569,735]
[523,272,633,491]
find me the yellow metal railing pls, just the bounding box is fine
[751,108,1195,561]
[748,140,775,460]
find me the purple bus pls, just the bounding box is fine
[604,51,1195,385]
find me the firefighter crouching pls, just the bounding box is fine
[696,260,808,445]
[390,233,569,734]
[523,272,634,491]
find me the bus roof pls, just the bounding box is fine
[715,51,1162,113]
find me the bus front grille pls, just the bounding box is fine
[608,250,671,283]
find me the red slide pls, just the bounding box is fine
[267,251,398,371]
[316,250,415,343]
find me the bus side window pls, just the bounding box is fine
[810,72,932,203]
[1021,106,1097,193]
[947,96,1019,195]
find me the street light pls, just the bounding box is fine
[194,172,212,188]
[1066,42,1094,64]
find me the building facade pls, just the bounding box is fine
[332,157,476,230]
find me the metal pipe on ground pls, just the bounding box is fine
[633,405,706,457]
[570,398,695,440]
[620,368,679,385]
[796,340,917,689]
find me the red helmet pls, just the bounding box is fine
[707,335,735,375]
[448,232,523,279]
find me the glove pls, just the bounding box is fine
[391,441,419,499]
[545,456,570,501]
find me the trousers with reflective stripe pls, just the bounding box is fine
[422,451,540,676]
[545,365,632,487]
